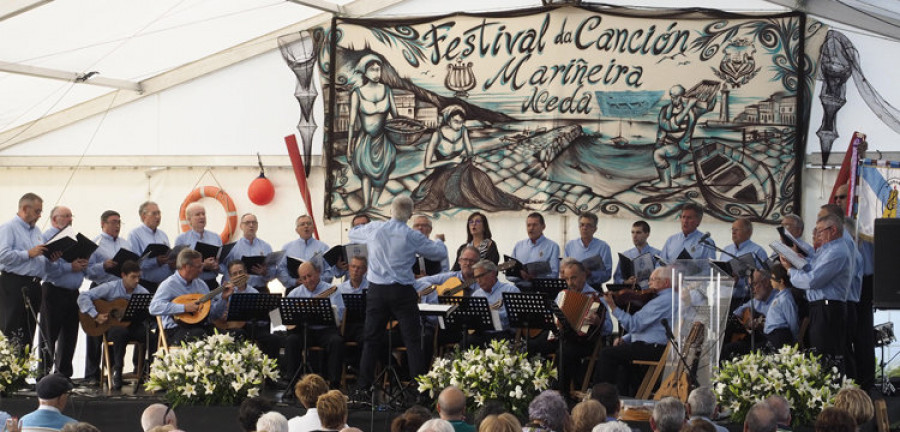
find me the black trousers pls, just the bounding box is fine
[107,322,147,371]
[594,341,666,397]
[856,275,875,391]
[0,272,42,352]
[284,326,344,387]
[528,330,597,396]
[38,283,80,377]
[165,324,211,345]
[358,283,424,389]
[808,300,847,370]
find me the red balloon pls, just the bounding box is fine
[248,174,275,205]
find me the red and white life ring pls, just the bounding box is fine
[179,186,238,243]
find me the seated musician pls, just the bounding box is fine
[76,260,149,390]
[595,267,674,397]
[338,255,368,372]
[721,269,776,361]
[528,258,612,401]
[219,260,280,360]
[149,248,232,345]
[467,259,520,348]
[763,264,799,350]
[284,260,345,389]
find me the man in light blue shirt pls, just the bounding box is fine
[174,204,222,289]
[149,248,231,345]
[284,260,345,389]
[509,212,560,289]
[596,267,675,396]
[415,246,482,357]
[781,213,852,365]
[222,213,275,292]
[722,218,769,300]
[660,203,716,262]
[0,193,53,352]
[77,260,149,390]
[86,210,127,286]
[564,212,612,288]
[128,201,173,292]
[277,215,337,294]
[468,259,519,348]
[722,270,775,361]
[39,205,88,379]
[347,196,446,400]
[613,220,662,288]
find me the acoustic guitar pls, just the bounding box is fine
[654,321,705,401]
[428,261,517,298]
[78,298,132,337]
[173,284,228,324]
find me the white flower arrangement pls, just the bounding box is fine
[144,333,279,406]
[713,345,854,426]
[0,333,36,395]
[416,339,556,418]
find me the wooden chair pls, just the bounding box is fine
[580,335,606,392]
[156,316,172,354]
[100,332,146,390]
[633,343,671,400]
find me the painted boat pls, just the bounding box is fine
[691,139,777,222]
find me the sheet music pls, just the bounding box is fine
[770,242,808,269]
[490,308,502,331]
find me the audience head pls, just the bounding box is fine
[528,390,572,432]
[572,400,606,432]
[479,413,522,432]
[237,396,274,432]
[467,212,493,242]
[141,403,177,431]
[60,422,101,432]
[764,395,791,427]
[256,411,289,432]
[437,386,467,421]
[683,418,718,432]
[392,405,433,432]
[418,418,455,432]
[834,387,874,427]
[474,399,508,431]
[392,195,414,222]
[294,373,329,409]
[651,397,685,432]
[590,383,621,419]
[592,421,632,432]
[318,389,349,430]
[744,402,777,432]
[686,386,718,419]
[814,407,856,432]
[36,373,73,408]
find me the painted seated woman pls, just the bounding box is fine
[412,105,525,212]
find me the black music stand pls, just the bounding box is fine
[341,293,367,326]
[438,296,495,349]
[530,278,568,297]
[222,293,281,339]
[121,293,153,384]
[503,292,571,384]
[279,297,336,402]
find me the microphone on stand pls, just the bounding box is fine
[692,232,712,253]
[661,318,675,341]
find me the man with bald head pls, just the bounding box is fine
[39,205,89,378]
[174,204,222,289]
[141,403,177,431]
[284,260,345,389]
[437,386,473,432]
[744,402,777,432]
[0,193,56,352]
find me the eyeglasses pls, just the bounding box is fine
[458,258,477,263]
[162,404,172,428]
[242,220,258,225]
[468,219,483,225]
[834,195,847,199]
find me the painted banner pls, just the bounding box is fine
[856,161,900,240]
[312,5,826,222]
